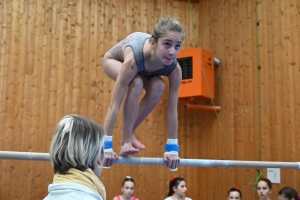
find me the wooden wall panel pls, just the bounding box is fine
[258,0,300,194]
[196,0,300,199]
[0,0,300,199]
[196,0,260,198]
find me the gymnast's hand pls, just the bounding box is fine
[102,151,118,168]
[164,152,180,171]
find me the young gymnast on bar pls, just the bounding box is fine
[102,17,185,171]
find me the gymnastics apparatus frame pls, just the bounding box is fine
[0,151,300,169]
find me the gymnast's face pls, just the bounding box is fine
[228,191,241,200]
[122,181,135,198]
[174,180,187,197]
[257,181,271,200]
[153,31,182,66]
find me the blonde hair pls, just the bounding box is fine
[49,114,104,174]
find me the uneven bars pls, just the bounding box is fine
[0,151,299,169]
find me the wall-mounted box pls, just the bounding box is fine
[177,48,215,104]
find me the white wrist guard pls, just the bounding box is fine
[164,138,179,171]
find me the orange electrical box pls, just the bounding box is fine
[177,48,215,104]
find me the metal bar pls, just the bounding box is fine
[0,151,299,169]
[0,151,50,161]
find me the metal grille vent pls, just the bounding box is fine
[177,57,193,80]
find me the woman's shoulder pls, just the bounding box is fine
[112,196,120,200]
[164,197,172,200]
[185,197,192,200]
[45,183,103,200]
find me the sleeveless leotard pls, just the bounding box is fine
[108,32,177,76]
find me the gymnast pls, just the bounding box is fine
[113,176,139,200]
[165,177,192,200]
[278,187,299,200]
[257,178,272,200]
[102,17,185,171]
[227,187,242,200]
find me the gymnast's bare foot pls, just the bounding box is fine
[119,142,139,157]
[131,135,146,150]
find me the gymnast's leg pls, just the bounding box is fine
[120,75,144,156]
[130,75,166,150]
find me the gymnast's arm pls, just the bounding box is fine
[103,53,138,167]
[166,63,182,139]
[104,53,138,136]
[163,63,182,169]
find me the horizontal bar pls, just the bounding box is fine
[0,151,50,161]
[0,151,299,169]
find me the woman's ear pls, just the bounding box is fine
[149,38,156,48]
[97,158,101,166]
[173,186,177,192]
